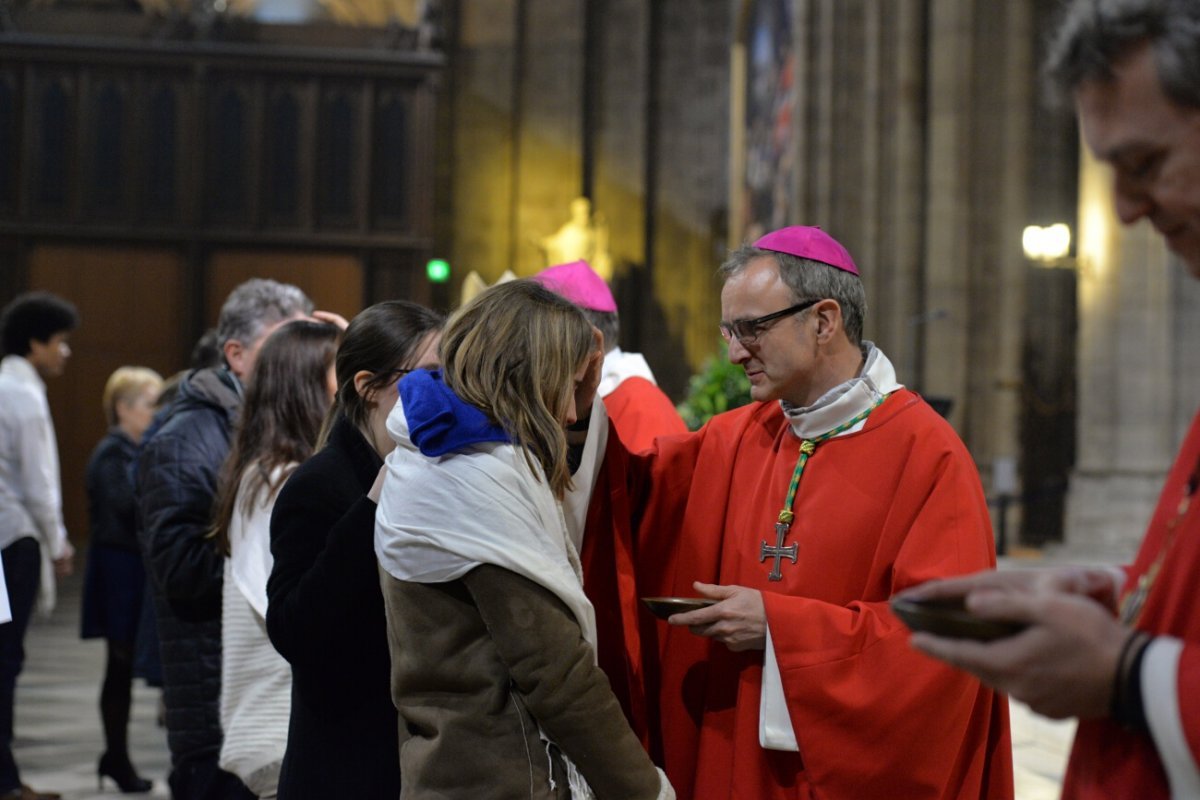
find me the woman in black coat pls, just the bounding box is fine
[82,366,162,793]
[266,301,442,799]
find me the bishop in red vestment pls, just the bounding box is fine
[581,227,1013,800]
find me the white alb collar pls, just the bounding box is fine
[780,342,903,440]
[597,348,657,397]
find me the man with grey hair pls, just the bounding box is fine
[576,226,1011,799]
[138,278,313,800]
[903,1,1200,797]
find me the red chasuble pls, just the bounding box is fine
[603,376,687,453]
[1062,409,1200,798]
[583,390,1013,800]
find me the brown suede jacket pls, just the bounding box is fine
[382,563,662,799]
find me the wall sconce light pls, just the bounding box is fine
[1022,223,1073,265]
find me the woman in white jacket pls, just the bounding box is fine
[210,319,340,798]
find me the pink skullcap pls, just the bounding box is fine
[533,260,618,313]
[754,226,859,276]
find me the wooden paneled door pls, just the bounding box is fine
[22,245,366,548]
[27,245,189,549]
[205,250,364,326]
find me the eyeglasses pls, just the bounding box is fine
[387,367,415,382]
[719,298,822,345]
[367,367,415,391]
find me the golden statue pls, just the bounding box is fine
[459,269,516,308]
[539,197,613,281]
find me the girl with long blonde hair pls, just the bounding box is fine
[375,279,672,799]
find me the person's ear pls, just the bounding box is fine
[353,370,375,401]
[112,396,131,424]
[223,339,246,375]
[812,299,844,344]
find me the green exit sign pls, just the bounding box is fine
[426,259,451,283]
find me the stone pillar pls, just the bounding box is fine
[979,0,1033,542]
[921,0,1031,506]
[449,0,521,281]
[921,0,972,425]
[1063,148,1181,561]
[876,0,926,377]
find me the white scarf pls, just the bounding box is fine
[375,400,600,648]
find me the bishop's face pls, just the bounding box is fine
[721,256,819,407]
[1076,43,1200,277]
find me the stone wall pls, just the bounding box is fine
[442,0,1107,554]
[445,0,732,398]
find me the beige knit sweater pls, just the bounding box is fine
[219,469,292,798]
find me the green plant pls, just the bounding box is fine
[677,340,752,430]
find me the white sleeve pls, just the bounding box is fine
[1142,636,1200,797]
[15,403,67,557]
[759,624,799,751]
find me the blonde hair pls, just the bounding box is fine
[440,280,594,498]
[102,366,164,427]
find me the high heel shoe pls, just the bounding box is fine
[97,752,152,794]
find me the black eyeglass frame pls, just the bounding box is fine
[719,298,823,344]
[356,366,416,395]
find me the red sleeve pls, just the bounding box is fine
[582,416,720,757]
[582,445,649,747]
[603,377,688,453]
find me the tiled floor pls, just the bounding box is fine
[11,571,1073,800]
[11,574,169,799]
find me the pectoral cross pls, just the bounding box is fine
[760,521,798,581]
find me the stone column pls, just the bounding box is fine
[1063,148,1181,561]
[921,0,972,424]
[921,0,1030,508]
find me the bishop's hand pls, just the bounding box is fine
[669,581,766,652]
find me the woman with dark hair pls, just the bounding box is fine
[374,281,672,799]
[211,320,340,799]
[266,300,443,799]
[83,366,163,794]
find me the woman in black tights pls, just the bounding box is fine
[81,367,162,794]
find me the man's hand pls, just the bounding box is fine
[908,580,1127,720]
[897,565,1124,611]
[312,310,350,331]
[668,581,766,651]
[53,540,75,578]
